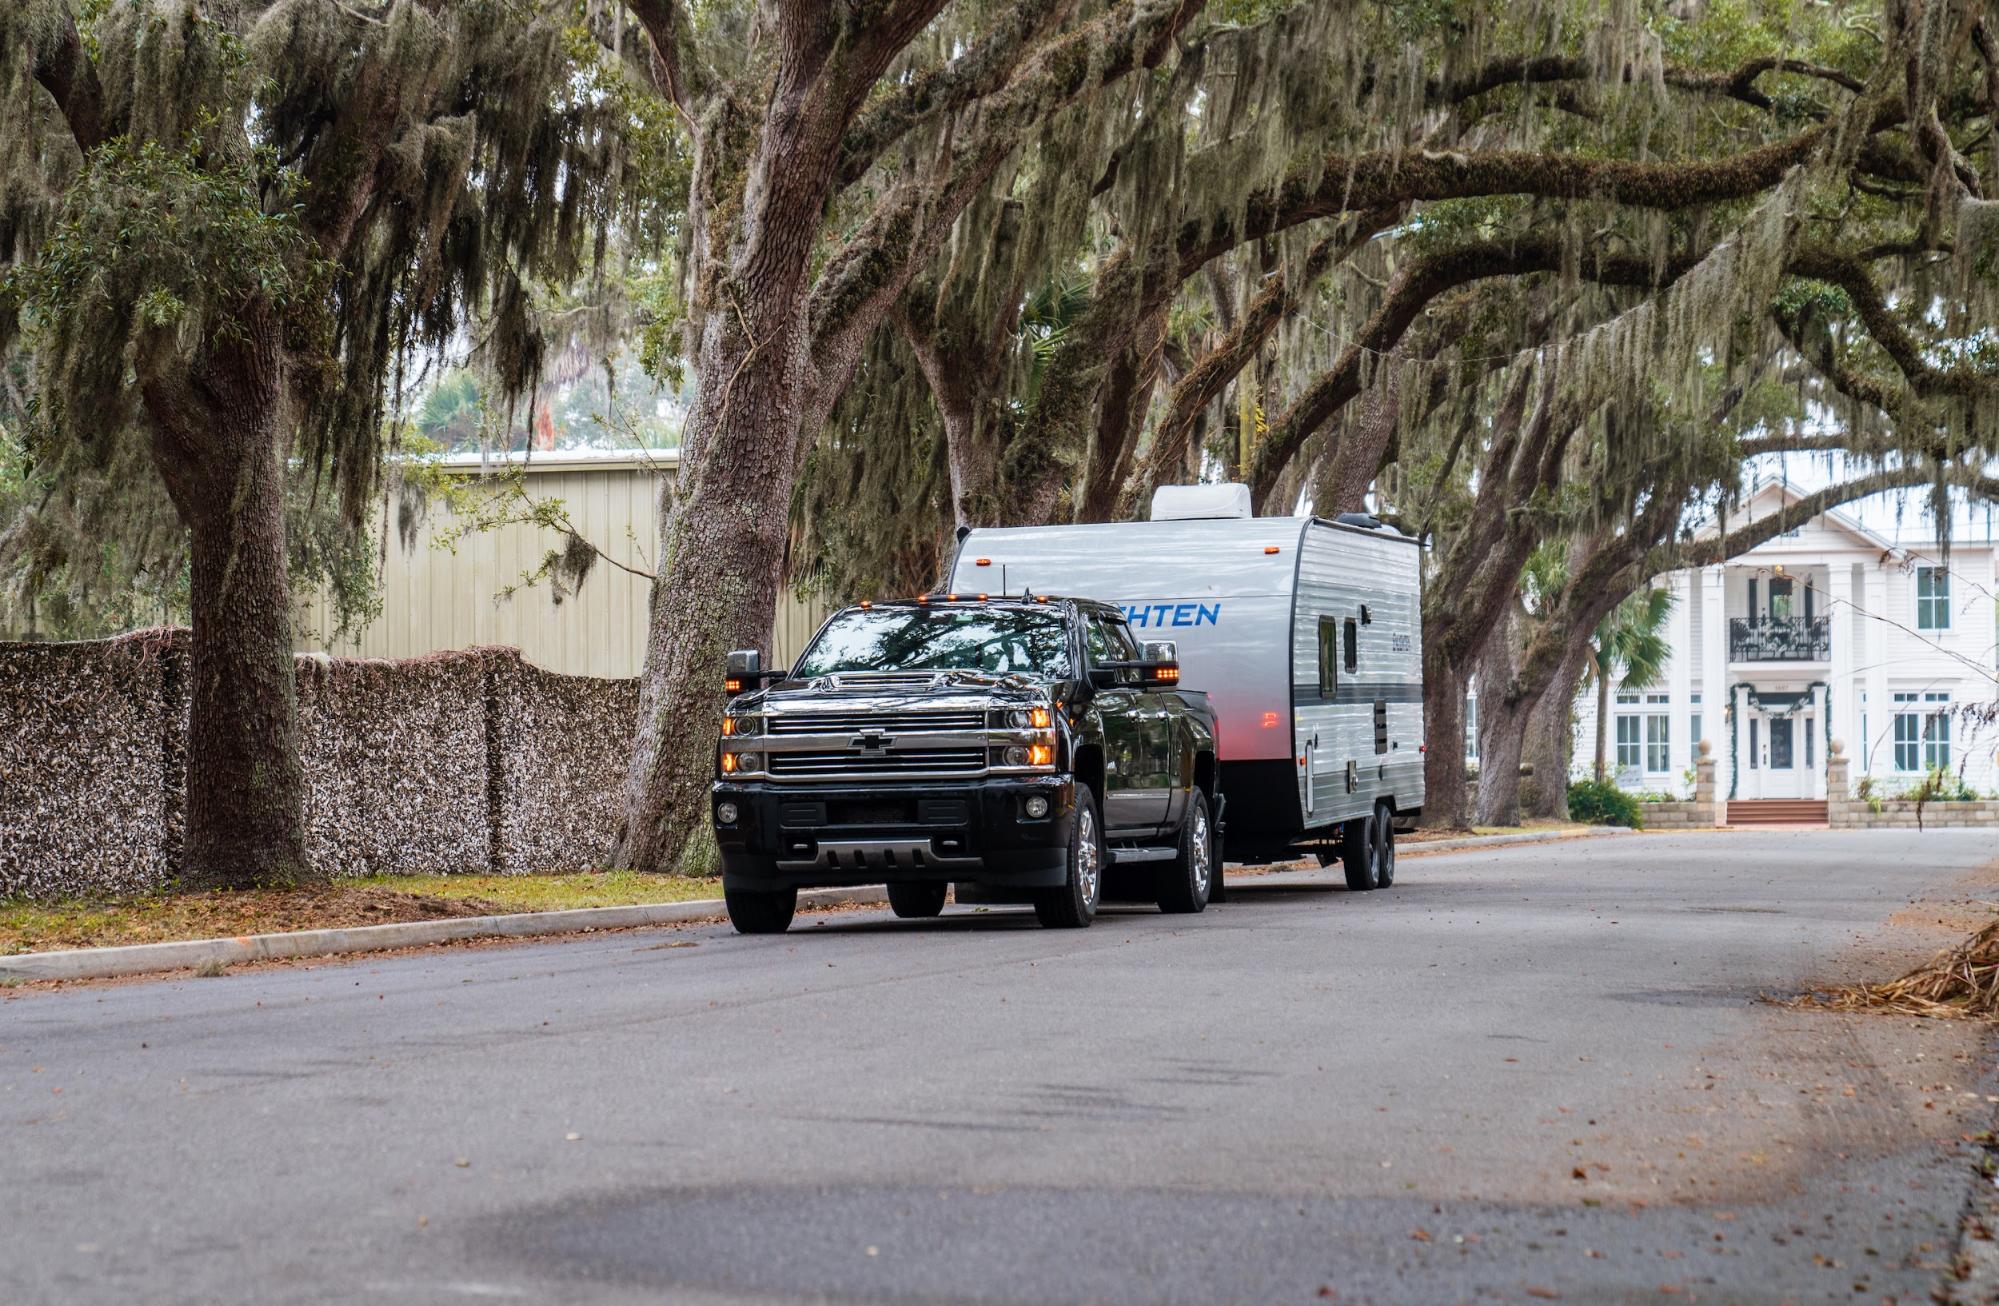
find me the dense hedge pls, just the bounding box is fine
[1566,778,1645,829]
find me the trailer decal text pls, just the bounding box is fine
[1123,602,1223,629]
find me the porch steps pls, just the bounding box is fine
[1725,799,1829,827]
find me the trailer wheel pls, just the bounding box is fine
[1035,786,1102,929]
[725,885,798,934]
[1372,802,1396,887]
[1341,812,1380,891]
[1155,786,1213,915]
[887,881,949,918]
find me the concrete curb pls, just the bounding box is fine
[0,885,889,983]
[1395,824,1639,857]
[0,827,1640,984]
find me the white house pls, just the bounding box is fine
[1570,481,1999,806]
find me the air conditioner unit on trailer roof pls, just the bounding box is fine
[1150,482,1252,521]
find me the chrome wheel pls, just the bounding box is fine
[1078,805,1102,910]
[1189,804,1211,898]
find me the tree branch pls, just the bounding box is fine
[834,0,1078,187]
[624,0,713,118]
[25,4,107,152]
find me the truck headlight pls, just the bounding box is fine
[993,706,1053,730]
[716,802,740,825]
[721,751,761,775]
[721,713,762,738]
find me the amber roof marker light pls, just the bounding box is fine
[1264,545,1281,555]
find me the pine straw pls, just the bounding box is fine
[1791,920,1999,1021]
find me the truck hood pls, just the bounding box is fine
[737,669,1056,714]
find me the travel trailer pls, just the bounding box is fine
[949,484,1425,878]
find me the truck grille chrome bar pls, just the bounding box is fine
[768,710,986,735]
[767,749,987,778]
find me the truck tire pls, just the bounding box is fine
[1155,786,1213,914]
[887,881,949,918]
[1341,811,1380,892]
[1373,802,1397,887]
[725,885,798,934]
[1034,786,1103,929]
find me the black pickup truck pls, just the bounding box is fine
[710,595,1222,933]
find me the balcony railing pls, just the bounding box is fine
[1728,615,1830,662]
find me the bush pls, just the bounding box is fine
[1567,778,1645,829]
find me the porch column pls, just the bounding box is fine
[1701,566,1729,809]
[1862,566,1890,779]
[1667,569,1693,793]
[1809,681,1828,800]
[1827,563,1855,796]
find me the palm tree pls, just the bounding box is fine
[1586,588,1676,782]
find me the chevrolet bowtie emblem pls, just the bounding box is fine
[851,733,894,753]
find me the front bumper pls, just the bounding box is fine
[712,775,1074,890]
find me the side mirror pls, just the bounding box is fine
[724,649,761,696]
[1141,641,1180,689]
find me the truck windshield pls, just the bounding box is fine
[793,607,1072,678]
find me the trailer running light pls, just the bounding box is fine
[1297,755,1307,765]
[975,557,992,566]
[1262,712,1280,729]
[1264,546,1281,554]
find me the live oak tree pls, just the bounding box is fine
[603,0,1211,872]
[0,0,616,887]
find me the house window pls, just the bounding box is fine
[1690,713,1702,748]
[1318,617,1338,696]
[1749,718,1759,769]
[1916,567,1951,630]
[1616,715,1642,771]
[1893,692,1920,771]
[1645,712,1670,773]
[1465,692,1478,763]
[1343,616,1358,674]
[1924,691,1952,769]
[1615,689,1640,706]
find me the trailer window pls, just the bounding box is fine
[1318,617,1338,695]
[1343,617,1358,675]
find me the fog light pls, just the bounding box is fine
[717,802,740,825]
[1024,795,1050,818]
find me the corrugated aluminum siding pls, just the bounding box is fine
[299,457,829,678]
[1291,522,1426,825]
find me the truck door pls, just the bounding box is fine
[1086,613,1169,831]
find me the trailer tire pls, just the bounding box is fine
[1341,812,1380,892]
[725,886,798,934]
[1373,802,1396,887]
[1035,787,1103,929]
[887,881,949,918]
[1155,787,1213,914]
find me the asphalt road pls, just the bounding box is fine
[6,829,1999,1306]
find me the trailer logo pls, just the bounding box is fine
[1122,602,1222,629]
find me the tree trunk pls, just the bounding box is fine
[1521,646,1585,820]
[1422,645,1471,830]
[142,335,311,890]
[1593,663,1611,782]
[1472,609,1525,827]
[614,280,807,874]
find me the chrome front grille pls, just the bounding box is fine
[768,710,986,735]
[767,749,987,778]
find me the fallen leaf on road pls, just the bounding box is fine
[1410,1228,1431,1242]
[1525,1287,1560,1299]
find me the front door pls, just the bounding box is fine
[1759,715,1806,798]
[1086,613,1167,832]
